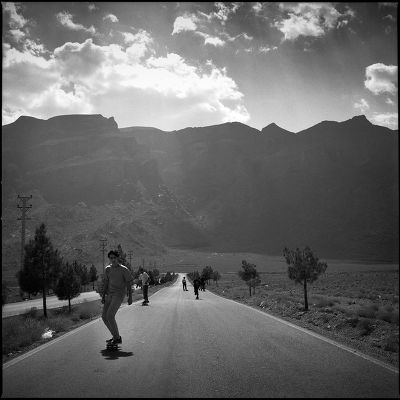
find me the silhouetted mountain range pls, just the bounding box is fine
[2,113,398,277]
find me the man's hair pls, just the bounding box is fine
[108,250,119,258]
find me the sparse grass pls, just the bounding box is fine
[313,296,340,308]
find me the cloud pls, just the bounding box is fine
[195,32,226,47]
[56,11,96,34]
[3,2,28,29]
[364,63,398,95]
[252,2,263,15]
[2,35,249,128]
[172,15,198,34]
[259,46,278,53]
[213,2,241,25]
[103,14,119,23]
[353,98,369,114]
[369,112,398,130]
[383,14,395,21]
[199,2,242,26]
[274,3,355,41]
[9,28,26,42]
[386,98,395,105]
[88,3,98,12]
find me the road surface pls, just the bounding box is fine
[2,274,399,398]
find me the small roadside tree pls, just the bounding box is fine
[201,266,213,285]
[54,262,81,312]
[17,223,63,318]
[89,264,98,290]
[283,246,328,311]
[238,260,259,297]
[212,271,221,286]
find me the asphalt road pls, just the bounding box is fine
[2,274,399,398]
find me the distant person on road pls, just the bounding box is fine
[200,277,206,291]
[182,277,188,291]
[101,250,133,346]
[139,267,150,305]
[193,277,200,300]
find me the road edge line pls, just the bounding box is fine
[207,290,399,374]
[2,286,169,370]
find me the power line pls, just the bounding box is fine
[17,195,32,271]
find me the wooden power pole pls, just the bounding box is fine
[17,195,32,271]
[128,250,133,268]
[100,238,107,274]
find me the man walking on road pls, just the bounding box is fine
[193,277,200,300]
[182,276,188,291]
[101,250,133,346]
[139,267,150,305]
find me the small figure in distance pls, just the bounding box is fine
[193,277,200,300]
[182,276,188,291]
[138,267,150,305]
[200,276,206,292]
[102,250,133,348]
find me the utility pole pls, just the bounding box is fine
[128,250,133,269]
[17,195,32,271]
[100,238,107,274]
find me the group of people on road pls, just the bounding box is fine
[182,276,205,300]
[101,250,203,347]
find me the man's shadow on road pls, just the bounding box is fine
[100,349,134,360]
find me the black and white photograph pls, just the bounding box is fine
[2,1,399,397]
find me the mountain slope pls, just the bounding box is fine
[2,114,398,281]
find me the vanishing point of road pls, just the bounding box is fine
[2,274,399,398]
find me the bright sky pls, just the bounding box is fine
[2,2,398,131]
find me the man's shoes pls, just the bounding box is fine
[107,336,122,344]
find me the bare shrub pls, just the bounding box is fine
[357,304,378,319]
[314,296,340,308]
[332,304,353,315]
[321,313,333,323]
[377,308,399,324]
[383,335,399,352]
[346,316,359,328]
[357,318,375,336]
[24,307,38,319]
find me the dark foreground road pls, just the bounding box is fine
[2,274,399,398]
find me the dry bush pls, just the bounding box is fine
[357,304,379,319]
[313,296,340,308]
[377,307,399,324]
[383,334,399,352]
[356,317,375,336]
[332,304,353,316]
